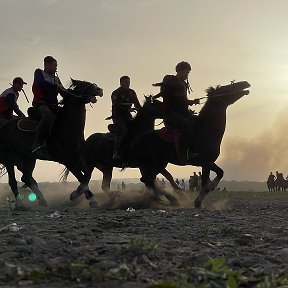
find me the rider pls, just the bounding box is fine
[111,76,141,160]
[31,56,65,158]
[0,77,26,120]
[268,172,276,181]
[157,61,200,163]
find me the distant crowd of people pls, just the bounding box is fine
[155,172,203,191]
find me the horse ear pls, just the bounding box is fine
[144,95,148,100]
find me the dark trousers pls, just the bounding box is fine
[164,110,195,157]
[32,104,55,148]
[112,115,129,153]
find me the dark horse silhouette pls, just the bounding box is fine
[68,96,179,206]
[130,81,251,208]
[0,79,103,209]
[267,178,276,192]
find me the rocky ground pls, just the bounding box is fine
[1,188,288,288]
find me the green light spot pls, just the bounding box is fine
[28,193,37,202]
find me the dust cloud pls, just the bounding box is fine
[220,108,288,181]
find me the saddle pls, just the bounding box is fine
[17,118,39,132]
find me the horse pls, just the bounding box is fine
[68,96,179,206]
[0,79,103,209]
[130,81,251,208]
[266,178,276,192]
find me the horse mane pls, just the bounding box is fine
[198,85,221,116]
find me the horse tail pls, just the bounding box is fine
[60,167,70,183]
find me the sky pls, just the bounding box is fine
[0,0,288,183]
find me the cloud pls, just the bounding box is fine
[220,105,288,181]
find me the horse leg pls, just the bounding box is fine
[5,162,25,209]
[67,161,98,208]
[160,168,181,190]
[194,165,212,208]
[140,166,178,206]
[101,168,112,192]
[208,163,223,190]
[19,158,47,206]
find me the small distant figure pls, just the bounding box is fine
[196,172,202,191]
[175,178,180,186]
[267,172,276,192]
[121,181,126,191]
[160,178,166,189]
[179,179,186,190]
[189,172,198,192]
[222,187,227,192]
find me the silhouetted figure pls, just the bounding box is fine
[31,56,65,159]
[275,171,285,191]
[111,76,141,160]
[0,77,26,120]
[196,172,202,191]
[189,172,198,191]
[121,181,126,191]
[179,179,185,190]
[267,172,276,192]
[153,61,200,163]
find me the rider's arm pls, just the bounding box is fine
[132,91,141,109]
[6,93,25,117]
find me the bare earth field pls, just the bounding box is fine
[1,184,288,288]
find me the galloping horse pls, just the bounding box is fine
[0,79,103,209]
[69,96,179,206]
[131,81,251,208]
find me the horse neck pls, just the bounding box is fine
[132,109,156,134]
[197,100,227,143]
[56,100,86,138]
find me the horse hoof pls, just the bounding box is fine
[70,189,83,201]
[89,197,98,208]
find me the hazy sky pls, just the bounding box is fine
[1,0,288,183]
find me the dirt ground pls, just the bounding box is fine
[1,186,288,288]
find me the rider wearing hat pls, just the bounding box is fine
[0,77,26,120]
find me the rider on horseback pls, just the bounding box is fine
[31,56,65,158]
[154,61,200,163]
[111,76,141,160]
[0,77,26,120]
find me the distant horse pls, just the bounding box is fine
[266,178,276,192]
[131,81,250,208]
[68,96,179,206]
[0,79,103,209]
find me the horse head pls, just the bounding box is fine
[141,95,163,119]
[66,78,103,104]
[205,81,250,106]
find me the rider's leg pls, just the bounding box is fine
[166,111,196,162]
[32,104,54,155]
[112,115,128,160]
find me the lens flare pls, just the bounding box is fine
[28,193,37,202]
